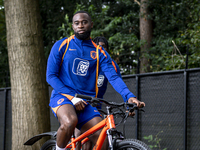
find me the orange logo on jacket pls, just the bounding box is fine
[90,51,97,59]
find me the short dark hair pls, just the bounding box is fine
[73,10,92,21]
[93,36,109,51]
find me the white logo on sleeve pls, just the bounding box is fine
[72,58,89,76]
[97,75,105,87]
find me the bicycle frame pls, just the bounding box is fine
[66,114,116,150]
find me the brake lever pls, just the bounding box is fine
[86,100,101,107]
[130,107,145,113]
[91,102,99,107]
[139,109,145,112]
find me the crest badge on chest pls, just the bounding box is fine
[90,51,97,59]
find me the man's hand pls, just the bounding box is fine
[71,97,87,111]
[127,97,145,116]
[128,97,145,108]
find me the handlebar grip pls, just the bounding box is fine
[75,94,93,100]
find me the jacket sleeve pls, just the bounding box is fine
[100,52,136,102]
[46,38,75,98]
[112,59,122,78]
[111,60,127,101]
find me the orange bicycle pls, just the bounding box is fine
[24,94,150,150]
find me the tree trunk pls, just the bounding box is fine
[139,0,153,73]
[4,0,50,149]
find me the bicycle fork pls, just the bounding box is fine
[106,115,116,150]
[107,129,113,150]
[92,114,116,150]
[106,114,125,150]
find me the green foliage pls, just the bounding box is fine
[143,131,167,150]
[147,0,200,72]
[57,14,73,39]
[179,0,200,68]
[39,0,78,58]
[149,37,187,71]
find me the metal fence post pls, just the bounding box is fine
[3,88,8,150]
[184,45,189,150]
[184,70,188,150]
[135,75,139,139]
[135,51,140,139]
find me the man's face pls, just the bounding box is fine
[72,13,93,40]
[99,42,108,51]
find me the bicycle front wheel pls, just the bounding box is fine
[116,139,151,150]
[40,139,56,150]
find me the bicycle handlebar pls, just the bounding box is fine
[75,94,144,128]
[75,94,93,100]
[75,94,138,109]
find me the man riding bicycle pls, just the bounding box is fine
[46,10,145,150]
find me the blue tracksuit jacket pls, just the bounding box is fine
[46,35,135,102]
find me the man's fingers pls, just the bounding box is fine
[81,102,85,108]
[129,111,136,116]
[82,100,88,105]
[138,102,145,108]
[75,101,86,111]
[134,101,139,107]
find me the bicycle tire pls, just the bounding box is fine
[40,139,56,150]
[116,139,151,150]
